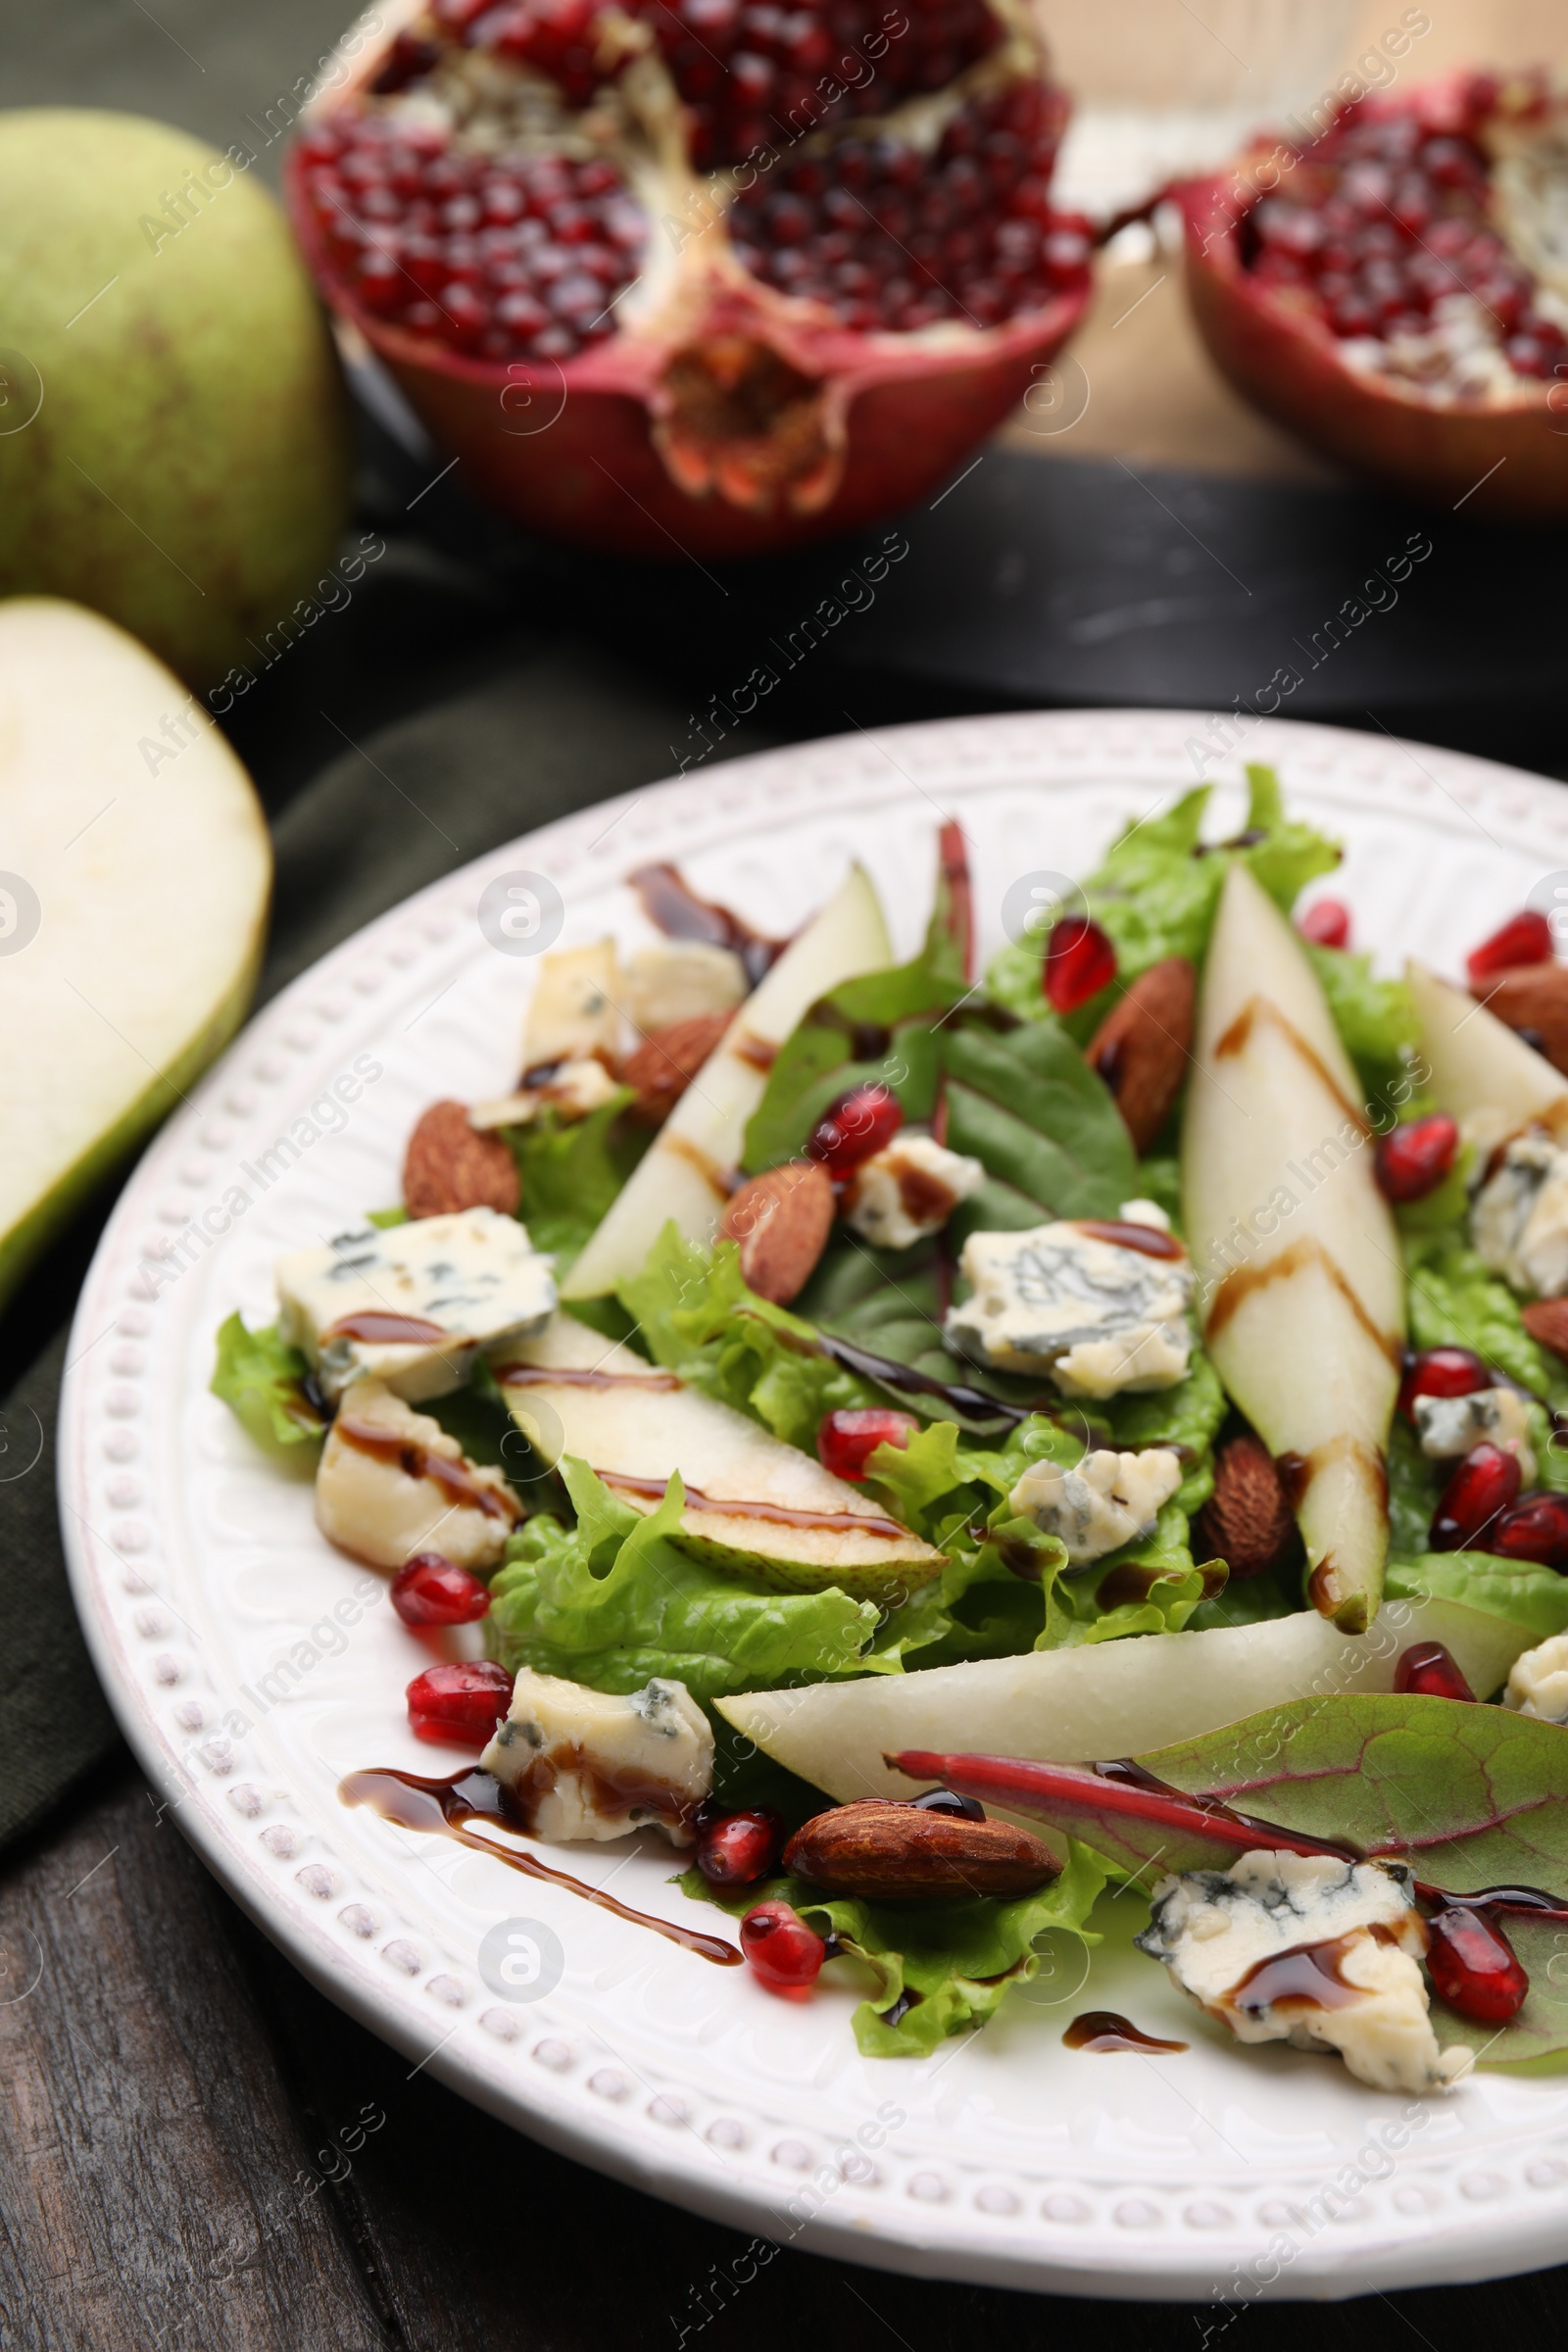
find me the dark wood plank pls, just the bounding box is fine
[10,1763,1568,2347]
[0,1769,390,2352]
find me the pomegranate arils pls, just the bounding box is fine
[1393,1641,1475,1702]
[1374,1113,1459,1204]
[1397,1346,1489,1420]
[807,1082,903,1177]
[1468,908,1555,989]
[1297,897,1351,949]
[697,1806,786,1886]
[1429,1442,1522,1553]
[817,1406,918,1480]
[1044,914,1116,1014]
[1489,1490,1568,1572]
[740,1898,827,1991]
[406,1659,513,1745]
[1241,79,1568,395]
[1426,1905,1529,2022]
[392,1551,492,1626]
[730,86,1083,332]
[303,116,642,363]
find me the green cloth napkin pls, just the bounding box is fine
[0,619,774,1850]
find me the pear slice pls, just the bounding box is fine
[0,597,270,1309]
[1182,865,1403,1632]
[1408,957,1568,1155]
[717,1598,1529,1808]
[562,862,890,1299]
[494,1311,940,1598]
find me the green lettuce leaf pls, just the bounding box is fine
[1387,1413,1438,1556]
[1405,1226,1568,1409]
[1385,1550,1568,1647]
[986,765,1341,1037]
[485,1458,878,1705]
[793,1229,972,1395]
[869,1415,1222,1670]
[940,1019,1136,1233]
[210,1313,324,1454]
[682,1840,1108,2057]
[616,1225,883,1449]
[504,1096,651,1276]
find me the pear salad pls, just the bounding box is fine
[214,771,1568,2083]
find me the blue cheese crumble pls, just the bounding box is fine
[1138,1850,1472,2094]
[1472,1128,1568,1298]
[481,1669,712,1844]
[946,1221,1193,1396]
[1008,1446,1183,1566]
[276,1205,555,1402]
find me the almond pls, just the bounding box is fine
[1086,956,1196,1153]
[1523,1299,1568,1363]
[403,1100,519,1220]
[719,1160,834,1304]
[1476,963,1568,1075]
[1195,1433,1298,1583]
[621,1011,731,1125]
[783,1799,1058,1900]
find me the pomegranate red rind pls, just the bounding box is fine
[1181,74,1568,519]
[287,0,1094,554]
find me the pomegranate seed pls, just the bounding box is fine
[1467,909,1554,988]
[1374,1113,1458,1204]
[1425,1905,1529,2021]
[1489,1490,1568,1570]
[1044,914,1116,1013]
[439,281,488,341]
[391,1551,492,1626]
[1397,1347,1489,1419]
[696,1806,786,1887]
[1297,898,1351,949]
[909,1788,986,1820]
[817,1407,918,1480]
[1430,1443,1521,1552]
[739,1899,826,1992]
[806,1083,903,1178]
[1393,1641,1475,1701]
[406,1660,513,1746]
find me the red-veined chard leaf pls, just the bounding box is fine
[894,1694,1568,2064]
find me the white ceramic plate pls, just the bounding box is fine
[60,710,1568,2304]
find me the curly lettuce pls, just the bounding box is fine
[683,1841,1109,2058]
[986,764,1340,1035]
[210,1314,324,1455]
[1404,1225,1568,1409]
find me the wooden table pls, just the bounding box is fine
[8,2,1568,2340]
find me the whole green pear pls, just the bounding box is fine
[0,110,351,689]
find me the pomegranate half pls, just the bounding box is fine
[287,0,1093,555]
[1182,72,1568,518]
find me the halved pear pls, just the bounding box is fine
[0,597,270,1309]
[494,1310,940,1598]
[1408,957,1568,1153]
[1182,865,1403,1631]
[717,1598,1529,1806]
[562,862,890,1299]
